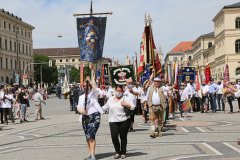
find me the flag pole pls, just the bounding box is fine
[73,0,113,17]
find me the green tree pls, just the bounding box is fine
[69,67,79,83]
[33,54,58,84]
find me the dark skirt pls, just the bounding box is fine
[82,112,101,140]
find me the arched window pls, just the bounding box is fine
[235,39,240,53]
[208,42,212,48]
[236,17,240,29]
[188,56,192,61]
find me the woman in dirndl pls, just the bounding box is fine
[77,77,103,160]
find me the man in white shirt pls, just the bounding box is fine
[216,81,225,111]
[201,81,209,112]
[146,77,166,138]
[0,85,4,124]
[132,82,142,115]
[235,79,240,112]
[188,80,196,112]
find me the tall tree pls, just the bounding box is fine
[69,67,80,83]
[33,54,58,84]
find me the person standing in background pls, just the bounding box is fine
[235,79,240,112]
[208,79,218,113]
[216,81,225,111]
[18,87,29,123]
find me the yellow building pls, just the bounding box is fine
[0,9,34,84]
[191,2,240,81]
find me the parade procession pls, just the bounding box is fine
[1,1,240,160]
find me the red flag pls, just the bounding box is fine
[138,33,145,76]
[204,64,211,83]
[80,64,84,86]
[224,64,229,82]
[101,64,105,86]
[155,53,162,76]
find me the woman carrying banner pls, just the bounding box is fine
[102,85,135,159]
[77,76,103,160]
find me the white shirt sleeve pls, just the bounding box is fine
[145,87,150,102]
[102,97,111,112]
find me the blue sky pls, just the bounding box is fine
[1,0,240,63]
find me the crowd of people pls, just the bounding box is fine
[0,84,47,128]
[73,74,240,160]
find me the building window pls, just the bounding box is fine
[10,41,12,51]
[5,58,8,69]
[8,23,10,30]
[26,45,28,55]
[4,21,6,29]
[188,56,192,61]
[14,42,16,52]
[10,59,12,69]
[60,59,62,62]
[5,39,7,50]
[72,59,75,62]
[66,59,68,62]
[236,17,240,29]
[1,76,3,82]
[235,39,240,53]
[0,37,2,49]
[0,57,2,69]
[22,44,24,53]
[29,46,31,55]
[208,42,212,48]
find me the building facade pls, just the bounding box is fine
[190,2,240,81]
[164,41,193,66]
[0,9,34,84]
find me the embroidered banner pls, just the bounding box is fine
[181,67,195,82]
[77,16,107,62]
[109,65,135,86]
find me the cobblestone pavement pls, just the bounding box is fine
[0,95,240,160]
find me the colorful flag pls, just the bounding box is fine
[141,64,151,85]
[76,16,107,62]
[224,64,229,82]
[138,33,146,76]
[101,64,105,86]
[195,69,202,98]
[204,64,211,83]
[80,64,84,86]
[155,53,162,76]
[174,63,179,90]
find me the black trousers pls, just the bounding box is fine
[227,96,234,112]
[195,97,201,112]
[136,99,142,115]
[3,108,14,123]
[237,97,240,110]
[0,108,3,123]
[109,119,131,155]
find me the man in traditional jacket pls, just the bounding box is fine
[146,77,166,138]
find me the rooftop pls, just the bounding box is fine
[223,2,240,9]
[33,48,80,57]
[170,41,193,53]
[0,8,22,21]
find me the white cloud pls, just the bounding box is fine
[1,0,239,63]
